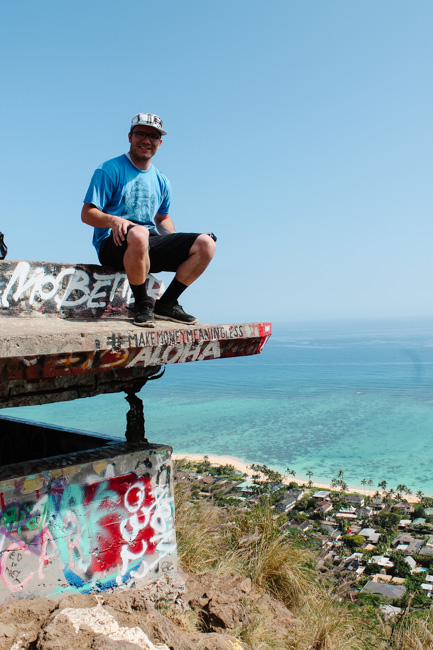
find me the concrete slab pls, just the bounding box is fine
[0,441,176,602]
[0,316,271,407]
[0,261,272,407]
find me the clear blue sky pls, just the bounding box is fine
[1,1,432,324]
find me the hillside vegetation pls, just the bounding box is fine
[174,476,433,649]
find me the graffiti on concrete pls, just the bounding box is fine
[0,451,176,598]
[1,338,268,387]
[0,261,163,317]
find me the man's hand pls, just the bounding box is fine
[111,216,133,246]
[82,204,134,245]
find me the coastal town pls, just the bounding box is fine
[175,456,433,616]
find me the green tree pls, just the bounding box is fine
[377,480,387,494]
[342,534,365,549]
[340,481,348,495]
[374,511,401,531]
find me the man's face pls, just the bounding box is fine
[128,126,162,165]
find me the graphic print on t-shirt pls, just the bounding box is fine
[123,179,157,226]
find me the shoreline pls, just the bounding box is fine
[172,452,394,499]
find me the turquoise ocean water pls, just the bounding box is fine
[4,317,433,495]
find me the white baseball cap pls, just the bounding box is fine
[130,113,167,136]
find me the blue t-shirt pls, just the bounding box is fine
[84,154,171,254]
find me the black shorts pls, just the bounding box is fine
[98,226,200,273]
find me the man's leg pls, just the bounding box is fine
[123,227,156,328]
[98,226,155,328]
[154,234,216,324]
[174,234,216,286]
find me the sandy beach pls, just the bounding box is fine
[172,452,384,498]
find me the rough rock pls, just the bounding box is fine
[0,597,56,649]
[184,573,253,632]
[254,592,296,636]
[195,632,252,649]
[102,591,196,650]
[0,571,293,649]
[34,604,168,650]
[91,639,143,650]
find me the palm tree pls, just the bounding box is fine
[361,478,367,494]
[330,477,339,490]
[416,490,424,503]
[367,479,374,491]
[385,488,395,505]
[337,469,344,479]
[286,467,296,479]
[378,480,387,495]
[306,470,314,488]
[340,481,348,495]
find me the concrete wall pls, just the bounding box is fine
[0,442,176,602]
[0,260,163,318]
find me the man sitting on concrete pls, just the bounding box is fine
[82,112,216,327]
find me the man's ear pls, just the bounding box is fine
[128,131,132,143]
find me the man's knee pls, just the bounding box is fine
[192,233,216,261]
[126,226,150,255]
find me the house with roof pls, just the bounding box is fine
[370,555,394,568]
[419,547,433,558]
[405,556,417,571]
[320,524,341,540]
[394,502,414,515]
[285,488,305,501]
[345,494,365,508]
[343,553,365,575]
[275,495,298,513]
[407,539,425,555]
[284,519,311,533]
[392,533,424,555]
[380,605,402,619]
[197,475,216,486]
[313,490,330,499]
[315,500,333,515]
[359,528,380,544]
[412,517,426,526]
[362,581,407,600]
[397,519,412,529]
[371,497,386,512]
[392,533,414,547]
[357,506,373,519]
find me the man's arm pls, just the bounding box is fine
[154,213,176,235]
[81,203,134,246]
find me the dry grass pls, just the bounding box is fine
[175,484,390,648]
[390,610,433,649]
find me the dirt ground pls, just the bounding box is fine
[0,571,295,649]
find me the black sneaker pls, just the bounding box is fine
[133,303,156,328]
[154,300,198,324]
